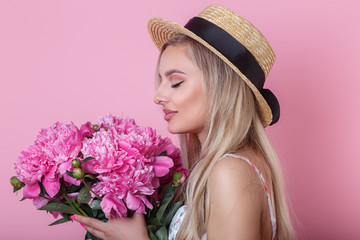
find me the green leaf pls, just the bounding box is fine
[82,157,95,164]
[20,197,27,201]
[81,203,96,217]
[147,224,157,232]
[48,217,71,226]
[66,170,75,178]
[95,210,106,220]
[161,185,176,201]
[156,186,176,220]
[149,217,161,226]
[68,184,82,193]
[39,182,48,196]
[63,213,71,220]
[39,202,77,214]
[85,231,103,240]
[155,225,168,240]
[148,230,158,240]
[77,186,91,204]
[148,202,160,221]
[84,174,96,180]
[162,201,183,225]
[156,204,168,221]
[89,199,102,210]
[159,151,167,156]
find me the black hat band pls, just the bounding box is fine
[185,17,265,90]
[184,17,280,125]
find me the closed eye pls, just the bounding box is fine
[171,80,184,88]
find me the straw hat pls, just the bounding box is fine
[147,4,280,126]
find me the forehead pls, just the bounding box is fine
[158,45,192,70]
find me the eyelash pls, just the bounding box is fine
[171,81,184,88]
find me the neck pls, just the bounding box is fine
[197,131,206,146]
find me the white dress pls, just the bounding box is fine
[168,205,207,240]
[168,154,277,240]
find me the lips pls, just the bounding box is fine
[163,108,178,121]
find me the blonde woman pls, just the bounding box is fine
[75,4,294,240]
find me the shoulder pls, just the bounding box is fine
[206,154,266,238]
[209,154,265,194]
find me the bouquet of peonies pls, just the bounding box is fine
[10,114,188,240]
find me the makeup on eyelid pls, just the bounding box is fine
[171,80,184,88]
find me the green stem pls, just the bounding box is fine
[40,194,51,201]
[82,179,102,200]
[63,193,82,216]
[73,200,89,217]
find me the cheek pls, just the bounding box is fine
[175,84,206,118]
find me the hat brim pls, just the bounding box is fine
[147,17,273,127]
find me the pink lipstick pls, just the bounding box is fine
[163,108,178,121]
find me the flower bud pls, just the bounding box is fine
[73,168,85,179]
[174,167,188,184]
[10,176,24,189]
[71,159,81,168]
[92,124,99,132]
[172,172,183,187]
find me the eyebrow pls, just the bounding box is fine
[158,69,186,78]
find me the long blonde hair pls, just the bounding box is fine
[157,34,294,239]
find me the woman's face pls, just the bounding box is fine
[154,45,208,137]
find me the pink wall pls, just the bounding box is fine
[1,1,359,239]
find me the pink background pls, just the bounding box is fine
[1,0,359,239]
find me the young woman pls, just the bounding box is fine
[75,4,294,240]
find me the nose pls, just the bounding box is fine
[153,84,169,105]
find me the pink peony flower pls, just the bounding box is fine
[15,122,82,199]
[80,116,180,218]
[35,122,82,160]
[15,145,47,185]
[15,145,47,198]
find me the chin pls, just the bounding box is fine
[167,124,186,135]
[167,126,180,134]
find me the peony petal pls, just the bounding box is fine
[79,121,95,139]
[49,211,61,218]
[58,160,72,175]
[63,172,81,186]
[135,203,145,214]
[151,156,174,177]
[43,173,60,198]
[100,195,114,218]
[23,183,41,199]
[125,193,141,211]
[141,196,153,209]
[67,192,79,199]
[101,194,127,218]
[32,196,48,209]
[113,197,128,217]
[82,159,97,174]
[175,167,189,183]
